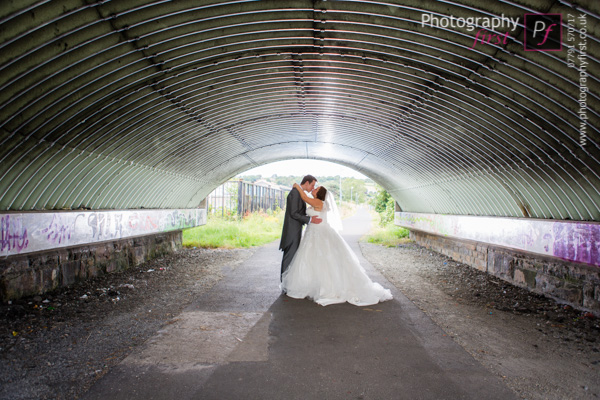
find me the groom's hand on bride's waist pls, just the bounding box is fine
[310,216,322,224]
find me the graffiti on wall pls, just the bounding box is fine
[1,215,29,252]
[42,213,81,244]
[396,212,600,267]
[552,223,600,266]
[0,208,207,257]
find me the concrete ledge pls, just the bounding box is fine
[1,208,205,257]
[410,230,600,313]
[0,231,182,301]
[395,212,600,267]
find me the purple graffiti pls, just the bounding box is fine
[542,233,553,252]
[1,215,29,252]
[42,213,74,244]
[553,222,600,267]
[520,232,534,248]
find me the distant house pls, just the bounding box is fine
[254,179,290,192]
[254,179,273,187]
[365,182,378,193]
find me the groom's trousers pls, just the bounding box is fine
[280,239,300,281]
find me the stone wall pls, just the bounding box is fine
[0,231,182,301]
[410,230,600,313]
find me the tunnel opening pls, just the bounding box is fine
[0,1,598,309]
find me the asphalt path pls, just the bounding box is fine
[83,208,516,400]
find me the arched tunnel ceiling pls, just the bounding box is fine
[0,0,598,220]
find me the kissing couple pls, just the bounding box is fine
[279,175,392,306]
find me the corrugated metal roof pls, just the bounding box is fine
[0,0,598,220]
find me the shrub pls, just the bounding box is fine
[371,188,395,226]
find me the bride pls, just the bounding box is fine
[281,183,393,306]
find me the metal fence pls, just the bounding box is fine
[206,180,288,217]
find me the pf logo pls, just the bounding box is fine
[524,13,563,51]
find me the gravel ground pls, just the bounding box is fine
[360,241,600,400]
[0,247,255,400]
[2,242,599,400]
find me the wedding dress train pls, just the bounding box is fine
[281,195,392,307]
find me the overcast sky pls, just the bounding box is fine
[238,159,368,179]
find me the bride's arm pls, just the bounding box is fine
[293,183,323,209]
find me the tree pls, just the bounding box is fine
[274,175,302,188]
[370,186,395,226]
[237,174,261,183]
[341,177,366,203]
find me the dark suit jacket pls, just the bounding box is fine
[279,187,310,251]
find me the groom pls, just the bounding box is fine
[279,175,322,280]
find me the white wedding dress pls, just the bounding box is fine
[281,193,393,306]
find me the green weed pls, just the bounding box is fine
[363,211,411,247]
[182,210,284,249]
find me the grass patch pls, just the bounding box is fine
[183,211,284,249]
[362,211,412,247]
[365,225,411,247]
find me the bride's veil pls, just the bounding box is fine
[324,191,343,232]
